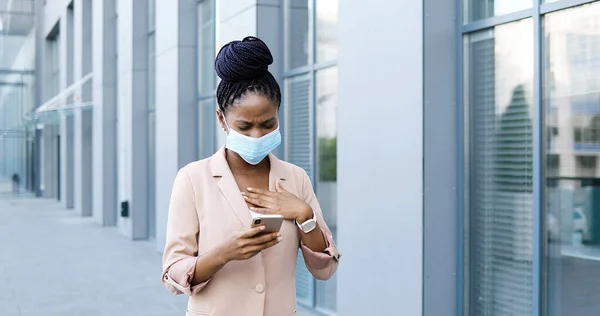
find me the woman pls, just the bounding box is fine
[161,36,341,316]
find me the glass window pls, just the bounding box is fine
[315,66,337,312]
[285,0,310,70]
[199,97,216,159]
[316,0,338,63]
[464,19,534,315]
[284,74,315,307]
[198,0,215,96]
[465,0,531,22]
[284,74,312,178]
[544,3,600,315]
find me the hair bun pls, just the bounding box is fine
[215,36,274,82]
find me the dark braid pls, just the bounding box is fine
[215,36,281,113]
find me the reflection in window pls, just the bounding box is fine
[316,0,337,63]
[545,3,600,315]
[284,74,314,307]
[315,67,337,312]
[285,0,309,70]
[465,19,534,316]
[198,0,215,96]
[465,0,530,22]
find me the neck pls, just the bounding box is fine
[225,148,270,174]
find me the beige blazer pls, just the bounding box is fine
[162,147,341,316]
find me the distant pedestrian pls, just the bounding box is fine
[161,36,341,316]
[11,173,20,193]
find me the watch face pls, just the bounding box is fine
[303,220,317,233]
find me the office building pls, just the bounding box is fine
[2,0,600,315]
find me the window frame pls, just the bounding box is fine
[458,0,600,315]
[196,0,217,159]
[282,0,338,314]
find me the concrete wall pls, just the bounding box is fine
[337,0,423,315]
[154,0,198,251]
[73,0,94,217]
[116,0,149,240]
[91,0,118,226]
[59,6,75,209]
[214,0,283,158]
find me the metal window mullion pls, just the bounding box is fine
[540,0,597,14]
[532,0,543,315]
[308,0,318,309]
[456,0,466,315]
[462,8,534,33]
[313,60,337,72]
[284,66,311,78]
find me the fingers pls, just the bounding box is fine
[240,225,266,238]
[248,207,275,214]
[246,187,276,197]
[242,193,277,209]
[248,231,281,246]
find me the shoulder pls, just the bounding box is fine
[178,157,213,180]
[276,159,309,179]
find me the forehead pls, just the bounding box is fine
[228,93,278,121]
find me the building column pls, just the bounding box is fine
[40,37,60,199]
[74,0,94,216]
[155,0,198,251]
[92,0,118,226]
[214,0,283,156]
[59,7,75,209]
[337,0,423,314]
[116,0,148,240]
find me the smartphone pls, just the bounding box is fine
[250,213,284,233]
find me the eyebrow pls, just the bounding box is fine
[235,117,276,125]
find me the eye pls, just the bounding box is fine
[262,123,275,129]
[238,125,251,131]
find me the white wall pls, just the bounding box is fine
[155,0,198,251]
[91,0,118,226]
[116,0,149,240]
[337,0,423,314]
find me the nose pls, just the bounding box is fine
[248,129,266,139]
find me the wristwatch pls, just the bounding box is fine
[295,212,317,233]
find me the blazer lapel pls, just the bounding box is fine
[211,147,252,227]
[210,147,288,227]
[268,152,287,191]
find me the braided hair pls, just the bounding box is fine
[215,36,281,114]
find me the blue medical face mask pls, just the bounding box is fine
[223,116,282,165]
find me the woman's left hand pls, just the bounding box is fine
[243,182,313,222]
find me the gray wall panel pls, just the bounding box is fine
[337,0,424,314]
[423,0,459,314]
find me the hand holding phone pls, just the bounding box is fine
[219,225,283,262]
[250,212,285,233]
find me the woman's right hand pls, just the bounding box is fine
[218,226,282,262]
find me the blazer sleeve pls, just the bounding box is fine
[161,168,209,296]
[298,170,341,281]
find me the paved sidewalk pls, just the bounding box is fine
[0,185,187,315]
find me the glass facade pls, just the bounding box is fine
[544,2,600,315]
[284,0,338,312]
[463,0,600,315]
[197,0,217,159]
[465,0,531,22]
[465,19,534,315]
